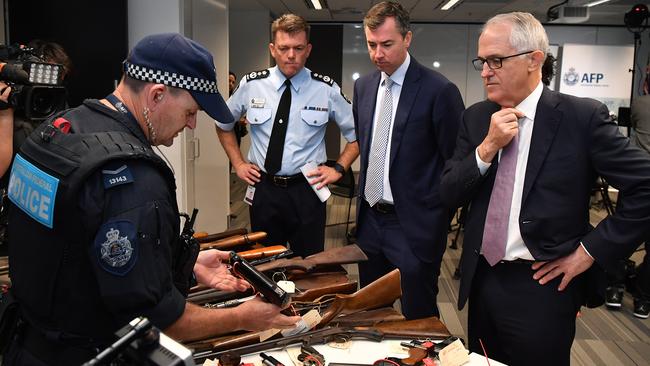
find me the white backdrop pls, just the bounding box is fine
[559,43,634,114]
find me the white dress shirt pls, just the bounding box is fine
[475,81,544,260]
[368,53,411,205]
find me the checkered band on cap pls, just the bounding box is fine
[124,61,218,94]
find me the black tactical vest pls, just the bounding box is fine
[6,101,177,343]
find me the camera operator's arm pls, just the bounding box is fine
[164,296,300,342]
[0,84,13,178]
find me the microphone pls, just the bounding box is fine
[0,63,28,84]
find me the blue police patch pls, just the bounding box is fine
[94,220,138,276]
[7,154,59,228]
[102,164,134,189]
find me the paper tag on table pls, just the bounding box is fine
[438,339,470,366]
[281,309,322,337]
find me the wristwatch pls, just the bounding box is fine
[333,162,346,175]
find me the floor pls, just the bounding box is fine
[228,175,650,365]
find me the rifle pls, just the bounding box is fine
[317,268,401,327]
[199,232,267,251]
[329,307,405,327]
[193,316,451,363]
[255,244,367,273]
[196,228,248,243]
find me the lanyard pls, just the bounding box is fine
[105,94,149,144]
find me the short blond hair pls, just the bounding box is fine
[271,14,310,42]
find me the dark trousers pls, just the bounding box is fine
[468,256,584,366]
[356,202,441,319]
[249,177,325,258]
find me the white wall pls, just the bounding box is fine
[128,0,231,233]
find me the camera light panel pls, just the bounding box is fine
[28,62,62,85]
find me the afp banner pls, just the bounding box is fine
[559,43,633,114]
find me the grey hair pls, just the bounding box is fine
[483,12,549,58]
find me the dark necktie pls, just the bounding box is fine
[482,131,520,266]
[265,79,292,175]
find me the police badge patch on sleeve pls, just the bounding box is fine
[94,220,138,276]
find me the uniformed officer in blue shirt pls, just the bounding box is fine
[216,14,359,257]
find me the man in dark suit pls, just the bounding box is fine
[440,12,650,365]
[353,1,464,319]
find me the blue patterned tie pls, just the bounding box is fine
[365,77,394,207]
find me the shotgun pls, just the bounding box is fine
[193,316,451,362]
[255,244,367,273]
[192,326,384,362]
[199,232,267,251]
[196,228,248,243]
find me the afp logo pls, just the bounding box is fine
[563,67,605,86]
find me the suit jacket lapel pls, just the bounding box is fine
[360,71,382,169]
[522,87,562,203]
[389,59,421,168]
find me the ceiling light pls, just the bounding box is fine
[441,0,462,11]
[585,0,611,7]
[305,0,328,10]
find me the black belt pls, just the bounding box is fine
[371,202,395,214]
[260,172,305,188]
[482,256,534,265]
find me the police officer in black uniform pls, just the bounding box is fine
[3,33,299,366]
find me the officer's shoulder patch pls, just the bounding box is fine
[245,69,271,82]
[7,154,59,229]
[102,164,134,189]
[311,72,334,86]
[94,220,138,276]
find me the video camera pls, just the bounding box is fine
[0,43,67,121]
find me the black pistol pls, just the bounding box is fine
[230,251,290,308]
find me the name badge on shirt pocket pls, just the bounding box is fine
[250,98,265,109]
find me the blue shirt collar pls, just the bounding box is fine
[271,65,310,93]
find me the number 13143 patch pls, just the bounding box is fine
[102,164,134,189]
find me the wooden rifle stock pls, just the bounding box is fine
[196,228,248,243]
[291,281,358,302]
[237,245,288,261]
[360,316,451,340]
[255,244,367,273]
[317,268,401,327]
[199,232,267,251]
[330,307,405,327]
